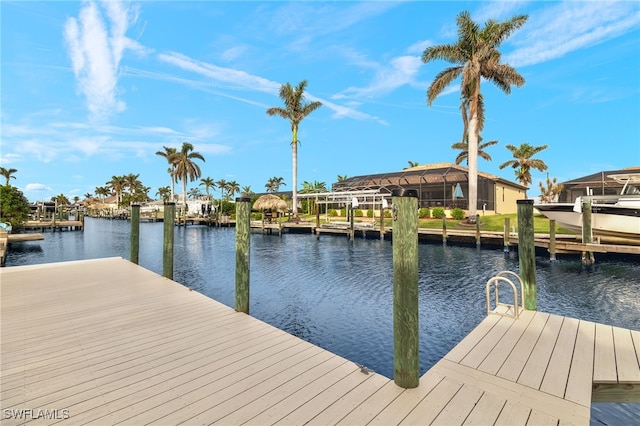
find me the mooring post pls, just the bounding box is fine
[315,203,320,231]
[441,214,447,244]
[392,188,419,388]
[475,214,481,246]
[581,201,595,265]
[235,197,251,314]
[379,204,385,239]
[163,202,175,279]
[517,199,537,310]
[130,204,140,264]
[350,205,355,241]
[503,217,511,253]
[549,219,557,262]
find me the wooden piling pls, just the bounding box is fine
[549,219,557,262]
[503,217,511,253]
[130,204,140,264]
[475,214,481,246]
[163,202,175,280]
[517,199,536,310]
[392,188,419,389]
[235,197,251,314]
[581,201,595,265]
[349,206,355,241]
[379,205,385,239]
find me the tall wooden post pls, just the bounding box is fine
[392,188,419,388]
[503,217,511,253]
[350,205,355,241]
[235,197,251,314]
[549,219,557,262]
[517,200,536,310]
[581,201,595,265]
[475,214,481,246]
[163,202,175,280]
[315,203,320,230]
[379,204,385,239]
[130,204,140,264]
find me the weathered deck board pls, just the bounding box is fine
[2,257,638,425]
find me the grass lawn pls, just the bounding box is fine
[298,212,576,235]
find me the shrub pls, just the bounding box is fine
[418,207,430,219]
[354,209,363,217]
[384,209,392,218]
[0,185,30,229]
[327,208,338,217]
[366,209,374,218]
[340,208,346,217]
[451,208,465,220]
[431,207,445,219]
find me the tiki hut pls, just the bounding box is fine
[253,194,288,211]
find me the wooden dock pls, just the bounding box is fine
[2,258,638,424]
[0,232,44,266]
[21,220,84,232]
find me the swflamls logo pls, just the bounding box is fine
[3,408,70,420]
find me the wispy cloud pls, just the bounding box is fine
[506,1,640,67]
[64,0,149,121]
[333,55,423,99]
[24,183,52,192]
[157,52,387,124]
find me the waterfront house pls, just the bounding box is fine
[332,162,527,214]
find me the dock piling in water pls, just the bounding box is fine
[235,197,251,314]
[130,204,140,264]
[392,188,419,388]
[517,199,537,310]
[163,202,175,279]
[581,201,595,265]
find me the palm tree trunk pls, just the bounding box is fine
[182,179,187,206]
[467,116,478,221]
[292,127,299,219]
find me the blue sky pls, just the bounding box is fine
[2,1,639,202]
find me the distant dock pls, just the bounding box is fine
[1,257,637,424]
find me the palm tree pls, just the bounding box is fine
[265,176,286,193]
[199,177,216,201]
[95,186,109,203]
[155,146,178,201]
[215,178,228,215]
[337,175,348,182]
[241,185,253,196]
[267,80,322,219]
[124,173,141,202]
[451,136,498,165]
[404,161,419,170]
[156,186,171,202]
[0,167,17,186]
[423,11,527,221]
[226,180,240,200]
[172,142,205,205]
[106,175,126,206]
[188,188,201,199]
[84,192,93,201]
[499,143,549,189]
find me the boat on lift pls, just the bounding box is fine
[534,173,640,244]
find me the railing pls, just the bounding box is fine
[485,271,524,319]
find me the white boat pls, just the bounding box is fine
[534,173,640,244]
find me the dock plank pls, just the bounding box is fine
[3,258,639,425]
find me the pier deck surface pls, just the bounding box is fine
[1,257,638,425]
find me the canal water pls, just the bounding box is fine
[6,217,640,423]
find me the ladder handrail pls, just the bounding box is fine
[485,271,525,319]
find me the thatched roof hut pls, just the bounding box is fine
[253,194,288,211]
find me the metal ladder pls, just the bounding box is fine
[485,271,524,319]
